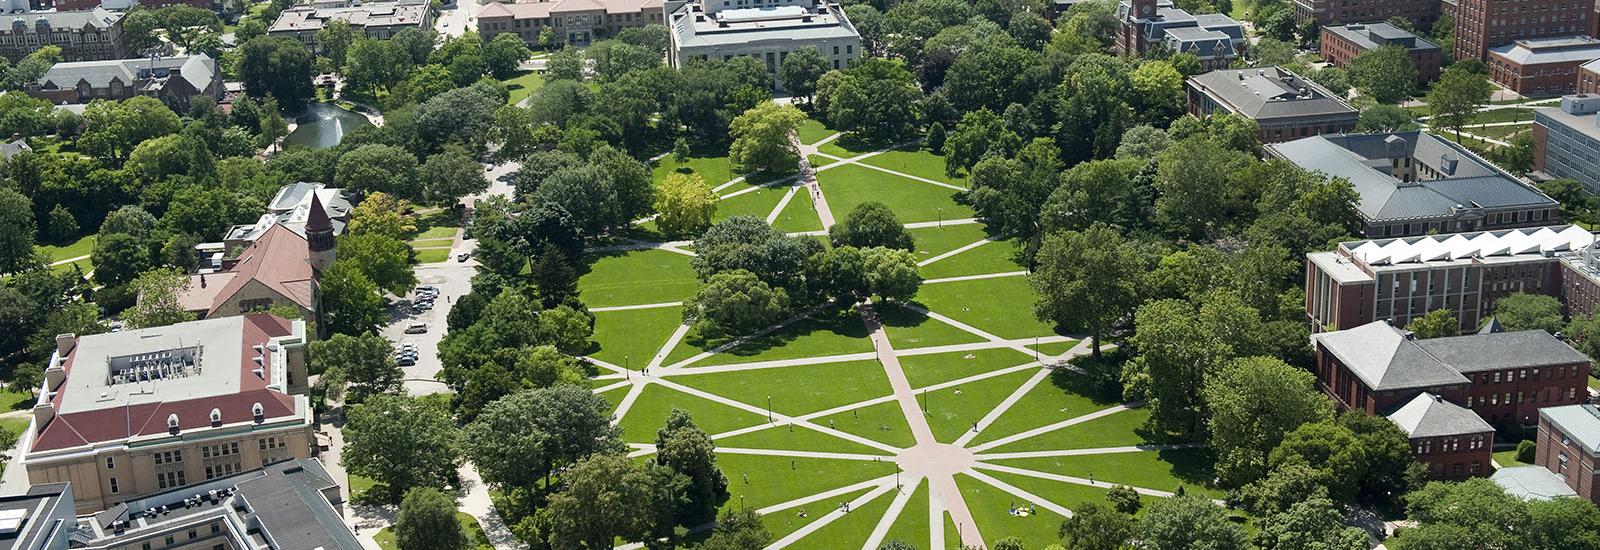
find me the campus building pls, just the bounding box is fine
[1492,464,1580,500]
[178,212,331,322]
[1267,131,1561,238]
[1185,67,1358,143]
[1535,404,1600,505]
[268,0,433,51]
[20,315,317,514]
[478,0,665,47]
[1581,59,1600,95]
[1532,94,1600,193]
[1116,0,1245,70]
[0,9,127,63]
[665,0,862,90]
[1291,0,1440,28]
[1453,0,1593,62]
[219,182,352,250]
[1488,36,1600,98]
[26,54,221,110]
[0,459,359,550]
[1319,23,1442,84]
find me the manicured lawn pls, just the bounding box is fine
[672,359,893,417]
[858,146,967,187]
[413,225,458,240]
[348,473,378,501]
[501,70,546,105]
[1472,123,1530,140]
[763,487,872,543]
[922,369,1035,444]
[375,512,492,550]
[977,469,1159,516]
[797,118,835,145]
[816,398,918,449]
[818,134,876,158]
[877,302,986,349]
[1468,108,1534,125]
[914,276,1058,340]
[908,224,991,262]
[1494,449,1533,468]
[716,423,892,455]
[654,155,735,188]
[596,386,628,412]
[899,348,1036,390]
[412,247,452,264]
[616,384,768,443]
[920,240,1026,279]
[816,164,972,224]
[37,234,96,273]
[967,370,1119,447]
[989,448,1225,499]
[578,249,699,308]
[0,417,29,442]
[718,453,898,513]
[983,406,1151,453]
[0,387,34,411]
[715,184,789,222]
[1028,339,1081,358]
[588,306,684,369]
[772,191,825,233]
[955,473,1069,550]
[884,479,929,549]
[663,310,874,367]
[808,154,836,168]
[788,487,896,550]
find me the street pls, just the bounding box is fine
[435,0,478,38]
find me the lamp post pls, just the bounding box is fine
[767,395,773,423]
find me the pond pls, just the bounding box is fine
[283,102,373,149]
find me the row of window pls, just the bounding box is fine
[1416,434,1486,455]
[205,461,241,480]
[1474,365,1584,384]
[203,442,240,459]
[156,470,187,489]
[135,522,223,550]
[1465,387,1579,407]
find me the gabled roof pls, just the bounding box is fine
[36,55,216,94]
[1415,330,1590,372]
[194,224,316,315]
[1385,392,1493,438]
[1312,321,1470,391]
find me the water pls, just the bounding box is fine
[283,102,374,149]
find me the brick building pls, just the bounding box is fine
[1185,67,1358,143]
[1488,36,1600,97]
[1387,393,1496,479]
[1581,59,1600,95]
[1453,0,1593,62]
[1291,0,1439,28]
[1117,0,1245,70]
[1320,23,1442,83]
[26,54,221,110]
[478,0,663,48]
[268,0,434,52]
[0,9,126,63]
[1535,404,1600,505]
[1532,94,1600,193]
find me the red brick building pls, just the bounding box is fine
[1320,22,1442,84]
[1580,59,1600,95]
[1454,0,1594,62]
[1186,67,1359,143]
[1489,37,1600,98]
[1388,393,1495,479]
[54,0,209,10]
[1535,405,1600,504]
[1290,0,1440,28]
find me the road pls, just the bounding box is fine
[435,0,478,38]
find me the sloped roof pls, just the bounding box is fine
[1491,36,1600,66]
[1493,466,1578,500]
[37,54,215,94]
[1312,321,1470,391]
[1188,66,1357,120]
[480,0,660,18]
[1416,330,1590,372]
[1540,404,1600,454]
[1385,392,1493,438]
[192,224,316,315]
[1340,225,1592,267]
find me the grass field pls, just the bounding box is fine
[956,472,1068,549]
[900,348,1035,389]
[0,387,33,411]
[786,488,897,550]
[817,165,972,225]
[715,184,790,222]
[579,249,699,308]
[922,369,1035,444]
[908,224,991,262]
[798,118,836,145]
[37,234,96,273]
[663,310,875,367]
[815,398,919,449]
[588,306,684,368]
[655,155,735,188]
[990,449,1225,499]
[412,247,452,264]
[1494,449,1533,468]
[967,370,1114,447]
[718,453,898,513]
[884,479,930,548]
[984,406,1151,453]
[914,276,1058,340]
[716,423,892,455]
[616,384,768,443]
[374,512,492,550]
[501,70,546,106]
[772,191,825,233]
[877,302,987,349]
[920,240,1025,279]
[858,146,967,187]
[762,487,872,543]
[673,359,893,417]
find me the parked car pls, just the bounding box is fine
[397,356,417,366]
[404,323,428,334]
[457,252,471,262]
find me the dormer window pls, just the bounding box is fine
[167,413,180,433]
[209,408,222,426]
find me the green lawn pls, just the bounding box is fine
[884,479,930,549]
[588,306,685,369]
[0,387,33,411]
[375,512,492,550]
[967,370,1118,447]
[762,487,873,543]
[716,423,892,455]
[1494,449,1533,468]
[1471,123,1531,140]
[663,310,875,367]
[719,453,898,513]
[977,469,1158,516]
[501,70,546,106]
[922,369,1035,444]
[809,154,836,168]
[955,473,1069,550]
[0,417,29,442]
[37,234,96,273]
[772,191,825,233]
[908,224,991,262]
[815,399,919,449]
[817,165,973,225]
[787,487,897,550]
[900,348,1036,390]
[672,359,893,417]
[914,276,1058,340]
[984,407,1151,453]
[858,146,967,187]
[715,184,789,222]
[1468,108,1534,125]
[920,241,1026,280]
[413,225,458,240]
[989,448,1224,499]
[1028,339,1081,358]
[412,247,452,264]
[797,118,836,145]
[877,302,986,349]
[597,385,628,412]
[578,249,699,308]
[616,384,768,443]
[817,134,876,158]
[348,473,378,502]
[655,155,736,188]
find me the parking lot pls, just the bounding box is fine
[380,249,477,395]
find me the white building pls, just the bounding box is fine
[666,0,861,90]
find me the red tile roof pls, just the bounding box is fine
[200,224,316,316]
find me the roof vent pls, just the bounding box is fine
[209,408,222,426]
[167,413,180,433]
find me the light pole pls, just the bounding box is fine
[1034,337,1039,362]
[937,207,943,228]
[767,395,773,423]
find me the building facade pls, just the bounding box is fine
[1117,0,1245,70]
[21,315,316,514]
[26,54,221,109]
[1320,23,1442,83]
[1267,131,1561,238]
[1388,393,1496,480]
[1186,67,1359,143]
[1532,94,1600,193]
[1488,36,1600,97]
[268,0,434,52]
[665,0,861,90]
[1453,0,1593,62]
[0,9,126,63]
[1291,0,1439,28]
[478,0,664,47]
[1536,404,1600,505]
[1581,59,1600,95]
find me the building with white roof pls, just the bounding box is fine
[268,0,433,52]
[665,0,861,90]
[478,0,664,47]
[1534,404,1600,505]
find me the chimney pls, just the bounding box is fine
[32,401,53,429]
[43,363,64,391]
[54,333,75,357]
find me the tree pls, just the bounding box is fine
[1130,60,1185,125]
[335,232,417,295]
[79,96,182,161]
[926,121,946,151]
[394,487,468,550]
[315,19,356,68]
[319,261,387,335]
[336,144,421,200]
[238,36,315,110]
[122,267,195,329]
[1255,497,1367,550]
[1337,412,1423,508]
[1348,46,1417,104]
[826,59,923,142]
[309,333,401,403]
[461,385,623,494]
[684,269,789,338]
[831,202,913,251]
[779,47,830,103]
[729,103,805,174]
[531,243,578,308]
[654,172,718,239]
[343,37,410,94]
[1356,104,1421,132]
[1107,485,1142,514]
[416,84,503,150]
[1055,54,1134,165]
[546,46,585,81]
[546,453,685,549]
[694,509,770,550]
[258,97,289,151]
[1406,309,1460,339]
[0,188,34,274]
[1138,493,1248,550]
[863,246,922,302]
[1032,223,1144,359]
[1269,420,1367,503]
[341,394,460,503]
[944,108,1020,177]
[347,192,417,240]
[1494,293,1564,333]
[1058,502,1134,550]
[420,150,491,206]
[654,410,728,524]
[484,32,533,79]
[1398,478,1530,550]
[1205,356,1333,487]
[1426,66,1493,140]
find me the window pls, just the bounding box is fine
[212,523,220,534]
[104,457,114,470]
[109,477,119,494]
[188,529,197,539]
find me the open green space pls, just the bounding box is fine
[817,134,875,158]
[808,154,836,168]
[900,348,1035,389]
[715,185,789,222]
[413,225,458,240]
[798,118,835,145]
[596,385,628,412]
[955,473,1069,549]
[915,276,1058,340]
[718,453,897,513]
[1028,339,1081,358]
[816,398,918,449]
[0,386,34,411]
[0,417,29,442]
[663,310,874,367]
[1468,108,1534,125]
[983,406,1151,453]
[615,384,767,443]
[762,487,872,543]
[858,146,966,187]
[1494,449,1533,469]
[716,423,891,455]
[412,247,452,263]
[920,241,1025,280]
[817,164,972,224]
[772,191,825,233]
[968,370,1119,447]
[588,306,684,369]
[348,473,378,502]
[672,359,892,417]
[884,479,930,549]
[908,224,990,262]
[501,70,546,106]
[877,302,986,349]
[654,155,735,188]
[922,369,1034,444]
[375,512,492,550]
[578,249,698,308]
[977,469,1159,516]
[990,448,1224,499]
[787,488,897,550]
[37,234,96,273]
[1471,123,1531,140]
